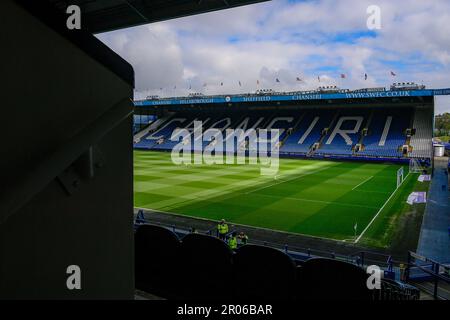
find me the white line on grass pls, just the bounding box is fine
[353,189,391,195]
[245,165,333,195]
[252,193,379,210]
[355,172,410,243]
[352,176,373,191]
[134,206,344,243]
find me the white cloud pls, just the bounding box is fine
[97,24,184,92]
[96,0,450,99]
[435,96,450,115]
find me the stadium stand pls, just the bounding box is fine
[134,106,431,162]
[317,110,369,156]
[133,114,155,134]
[357,109,411,158]
[133,116,169,144]
[282,111,332,155]
[216,113,272,153]
[135,115,188,150]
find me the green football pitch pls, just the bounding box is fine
[134,150,415,243]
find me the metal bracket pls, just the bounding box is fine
[57,146,105,195]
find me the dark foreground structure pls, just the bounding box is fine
[0,0,268,299]
[1,0,448,300]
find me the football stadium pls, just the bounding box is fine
[2,0,450,305]
[130,85,450,300]
[132,88,436,247]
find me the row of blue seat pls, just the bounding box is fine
[134,108,414,159]
[135,224,420,300]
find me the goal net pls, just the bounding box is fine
[409,158,424,174]
[397,167,405,189]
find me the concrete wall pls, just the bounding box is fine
[0,0,134,299]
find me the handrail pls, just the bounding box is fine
[134,219,421,300]
[410,263,450,283]
[0,98,133,225]
[406,251,450,300]
[376,279,420,300]
[134,214,401,266]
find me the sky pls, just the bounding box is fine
[96,0,450,114]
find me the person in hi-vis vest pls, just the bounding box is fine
[228,232,238,250]
[217,219,229,240]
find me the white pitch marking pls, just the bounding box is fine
[245,165,332,195]
[253,193,379,210]
[352,176,374,191]
[355,172,410,243]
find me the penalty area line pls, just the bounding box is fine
[355,172,410,243]
[245,165,332,195]
[352,176,373,191]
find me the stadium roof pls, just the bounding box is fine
[48,0,270,34]
[134,88,450,109]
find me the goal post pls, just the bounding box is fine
[396,167,405,189]
[409,158,423,174]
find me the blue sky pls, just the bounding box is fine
[97,0,450,113]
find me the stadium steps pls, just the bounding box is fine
[259,112,279,131]
[213,113,251,152]
[274,112,306,148]
[133,120,156,143]
[134,107,425,159]
[306,132,324,156]
[309,110,339,155]
[354,110,374,155]
[319,110,340,146]
[293,112,306,131]
[280,112,306,145]
[401,109,416,156]
[408,107,433,158]
[403,108,417,156]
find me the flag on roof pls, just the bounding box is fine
[257,80,260,85]
[391,71,397,76]
[221,82,223,86]
[238,81,242,86]
[296,77,302,82]
[318,76,321,82]
[276,78,280,83]
[364,73,368,80]
[340,74,346,79]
